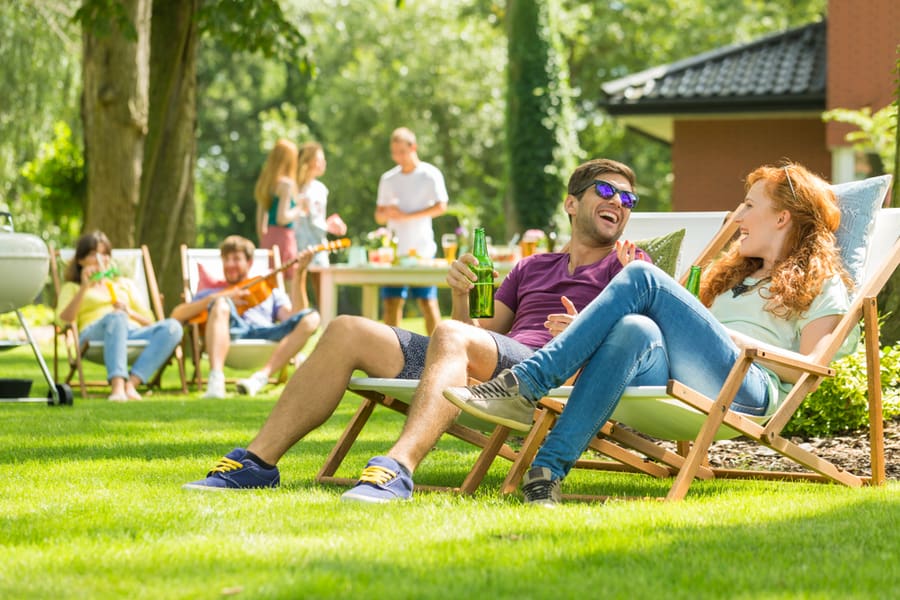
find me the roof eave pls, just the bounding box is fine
[604,96,826,116]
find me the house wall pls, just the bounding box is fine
[826,0,900,148]
[671,118,831,211]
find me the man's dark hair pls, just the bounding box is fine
[220,235,255,261]
[567,158,636,199]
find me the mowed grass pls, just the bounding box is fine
[2,318,899,599]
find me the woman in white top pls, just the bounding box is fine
[293,142,346,309]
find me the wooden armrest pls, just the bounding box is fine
[745,347,834,378]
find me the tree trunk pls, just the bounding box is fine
[81,0,151,246]
[137,0,199,312]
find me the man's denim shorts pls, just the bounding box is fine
[215,296,315,341]
[390,327,534,380]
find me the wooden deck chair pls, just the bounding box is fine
[50,245,188,397]
[502,178,899,502]
[180,244,290,388]
[316,378,521,493]
[316,211,736,494]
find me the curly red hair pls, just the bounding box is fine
[700,163,853,318]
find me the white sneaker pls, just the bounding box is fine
[203,371,227,399]
[236,371,268,397]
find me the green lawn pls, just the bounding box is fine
[1,318,899,599]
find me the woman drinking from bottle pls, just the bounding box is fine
[57,231,183,401]
[444,162,858,505]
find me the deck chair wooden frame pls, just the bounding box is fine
[315,210,741,495]
[50,245,188,397]
[180,244,290,389]
[501,204,900,502]
[316,378,521,493]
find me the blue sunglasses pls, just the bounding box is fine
[574,179,639,209]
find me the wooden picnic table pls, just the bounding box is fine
[308,260,514,326]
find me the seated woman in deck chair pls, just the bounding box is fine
[57,231,184,402]
[445,162,858,506]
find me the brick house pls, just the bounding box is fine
[600,0,899,211]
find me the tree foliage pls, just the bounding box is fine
[196,0,509,246]
[197,0,308,63]
[7,0,837,258]
[823,105,897,176]
[506,0,580,234]
[0,1,81,242]
[19,121,85,241]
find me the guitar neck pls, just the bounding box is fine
[243,238,350,288]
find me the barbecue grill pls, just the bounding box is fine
[0,211,73,405]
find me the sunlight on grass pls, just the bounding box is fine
[2,317,900,598]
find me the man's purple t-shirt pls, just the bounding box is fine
[495,250,650,349]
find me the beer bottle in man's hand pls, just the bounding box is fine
[469,227,494,318]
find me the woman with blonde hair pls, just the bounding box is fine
[445,162,858,505]
[255,139,303,287]
[292,141,346,308]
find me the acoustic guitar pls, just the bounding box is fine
[188,238,351,325]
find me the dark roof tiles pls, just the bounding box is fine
[602,20,826,113]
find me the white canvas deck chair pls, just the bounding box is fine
[316,212,734,494]
[503,177,899,502]
[51,245,188,397]
[180,244,290,388]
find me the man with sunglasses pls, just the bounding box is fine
[183,158,652,500]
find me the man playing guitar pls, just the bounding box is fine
[171,235,322,398]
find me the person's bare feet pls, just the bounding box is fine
[125,376,143,400]
[125,383,142,401]
[109,377,128,401]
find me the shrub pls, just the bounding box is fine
[784,342,900,437]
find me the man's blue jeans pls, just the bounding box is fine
[509,261,772,481]
[79,311,183,384]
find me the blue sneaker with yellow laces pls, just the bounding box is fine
[340,456,413,503]
[182,448,280,490]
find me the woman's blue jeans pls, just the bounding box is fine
[78,311,183,384]
[510,261,772,481]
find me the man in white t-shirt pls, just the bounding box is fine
[374,127,449,334]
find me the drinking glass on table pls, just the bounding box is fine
[441,233,458,262]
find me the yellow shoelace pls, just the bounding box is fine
[209,456,244,474]
[358,465,397,485]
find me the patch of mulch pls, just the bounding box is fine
[697,418,900,479]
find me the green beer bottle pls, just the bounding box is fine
[469,227,494,318]
[685,265,702,298]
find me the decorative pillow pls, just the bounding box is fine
[196,262,227,293]
[633,228,686,278]
[832,174,892,289]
